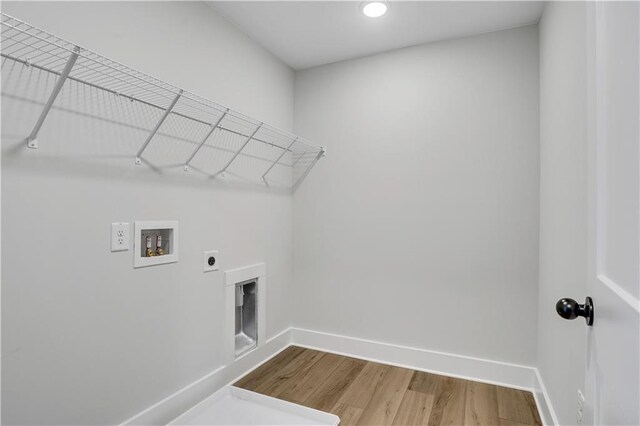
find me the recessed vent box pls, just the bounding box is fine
[224,263,266,363]
[235,280,257,357]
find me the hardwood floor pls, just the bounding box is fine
[234,346,542,426]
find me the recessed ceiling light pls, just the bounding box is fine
[362,1,388,18]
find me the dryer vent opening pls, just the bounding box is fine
[235,280,257,357]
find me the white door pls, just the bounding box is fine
[585,2,640,425]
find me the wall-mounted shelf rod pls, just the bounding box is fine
[2,12,326,189]
[4,21,177,106]
[184,109,229,172]
[4,20,182,104]
[136,90,183,165]
[1,53,180,115]
[1,53,300,155]
[26,46,80,149]
[1,14,322,150]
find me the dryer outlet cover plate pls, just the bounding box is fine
[204,250,219,272]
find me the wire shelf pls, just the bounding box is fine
[0,12,325,189]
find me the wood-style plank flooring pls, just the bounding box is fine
[234,346,542,426]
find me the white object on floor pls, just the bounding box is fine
[169,385,339,425]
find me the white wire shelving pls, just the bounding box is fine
[0,12,325,189]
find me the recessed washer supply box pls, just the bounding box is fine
[133,221,179,268]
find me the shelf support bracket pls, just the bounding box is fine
[217,123,262,177]
[183,109,228,172]
[262,137,298,180]
[26,46,80,149]
[135,89,183,165]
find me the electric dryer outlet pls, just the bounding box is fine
[203,250,219,272]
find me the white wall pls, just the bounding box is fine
[1,2,294,424]
[293,26,540,366]
[537,3,588,425]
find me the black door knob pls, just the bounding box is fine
[556,297,594,326]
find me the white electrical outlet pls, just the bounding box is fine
[111,222,130,252]
[577,389,585,424]
[203,250,219,272]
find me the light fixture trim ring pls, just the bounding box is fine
[361,1,390,18]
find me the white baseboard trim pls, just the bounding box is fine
[121,327,555,425]
[291,328,536,392]
[533,368,559,426]
[119,328,292,426]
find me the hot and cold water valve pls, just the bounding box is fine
[133,221,179,268]
[116,220,223,273]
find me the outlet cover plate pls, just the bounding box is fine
[111,222,130,252]
[204,250,219,272]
